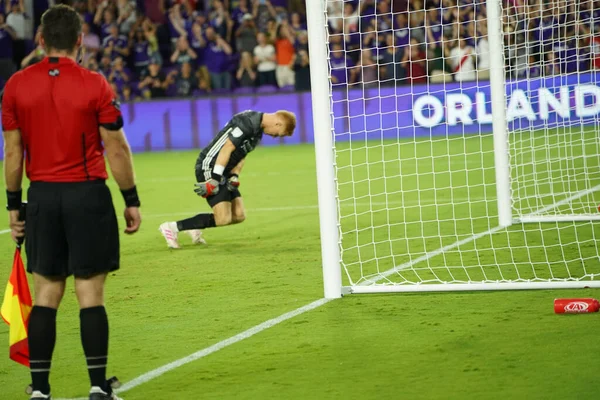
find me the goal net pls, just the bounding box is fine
[312,0,600,294]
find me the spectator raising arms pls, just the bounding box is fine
[236,51,257,87]
[274,21,296,88]
[235,13,257,53]
[131,27,151,78]
[139,60,168,98]
[170,36,198,65]
[94,1,117,40]
[204,26,233,90]
[253,31,277,86]
[168,4,190,45]
[102,23,129,60]
[6,0,27,68]
[116,0,136,34]
[210,0,234,43]
[293,49,311,91]
[20,28,45,69]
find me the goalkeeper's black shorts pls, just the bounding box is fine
[195,167,241,208]
[206,185,241,208]
[24,181,120,278]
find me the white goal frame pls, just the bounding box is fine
[306,0,600,298]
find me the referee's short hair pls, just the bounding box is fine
[41,4,82,52]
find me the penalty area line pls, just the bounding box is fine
[55,298,332,400]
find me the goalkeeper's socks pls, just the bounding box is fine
[28,306,57,395]
[176,213,216,231]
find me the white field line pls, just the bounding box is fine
[143,198,487,219]
[0,229,10,235]
[55,298,332,400]
[524,184,600,216]
[359,225,506,286]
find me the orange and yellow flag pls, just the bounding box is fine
[1,247,32,367]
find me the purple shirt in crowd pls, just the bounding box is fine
[100,23,113,40]
[394,27,410,47]
[132,41,150,67]
[79,11,94,26]
[330,52,354,84]
[102,35,129,59]
[204,40,229,73]
[428,23,443,44]
[0,26,12,59]
[109,67,132,91]
[534,17,555,43]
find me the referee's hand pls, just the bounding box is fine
[8,210,25,243]
[123,207,141,234]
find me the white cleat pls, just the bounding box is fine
[30,391,51,399]
[186,229,207,245]
[159,222,180,249]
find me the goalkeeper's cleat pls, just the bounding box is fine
[89,386,123,400]
[30,391,51,399]
[159,222,180,249]
[186,229,207,245]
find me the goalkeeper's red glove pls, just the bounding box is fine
[194,179,220,198]
[227,174,240,191]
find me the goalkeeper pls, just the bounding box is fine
[159,110,296,248]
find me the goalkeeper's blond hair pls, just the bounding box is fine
[276,110,297,136]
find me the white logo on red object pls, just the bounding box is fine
[564,302,589,312]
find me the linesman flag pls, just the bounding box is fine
[1,203,31,367]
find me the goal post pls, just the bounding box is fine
[487,0,512,228]
[307,0,600,295]
[306,0,343,299]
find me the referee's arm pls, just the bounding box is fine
[3,128,25,242]
[2,74,25,242]
[3,129,23,193]
[100,127,136,191]
[100,126,141,234]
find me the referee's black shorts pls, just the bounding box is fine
[25,180,120,278]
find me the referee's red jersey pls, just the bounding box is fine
[1,57,123,182]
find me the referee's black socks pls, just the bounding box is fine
[80,306,110,391]
[177,213,216,231]
[28,305,57,395]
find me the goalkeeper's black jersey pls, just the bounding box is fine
[195,110,264,181]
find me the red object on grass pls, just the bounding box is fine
[554,298,600,314]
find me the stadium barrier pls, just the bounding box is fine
[1,73,598,159]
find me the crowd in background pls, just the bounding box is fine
[0,0,599,103]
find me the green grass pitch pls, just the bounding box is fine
[1,139,600,399]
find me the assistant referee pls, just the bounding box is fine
[2,5,140,400]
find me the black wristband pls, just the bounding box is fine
[6,190,22,211]
[121,186,141,208]
[211,172,223,182]
[229,173,239,179]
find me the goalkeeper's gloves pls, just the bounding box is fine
[227,174,240,191]
[194,179,220,198]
